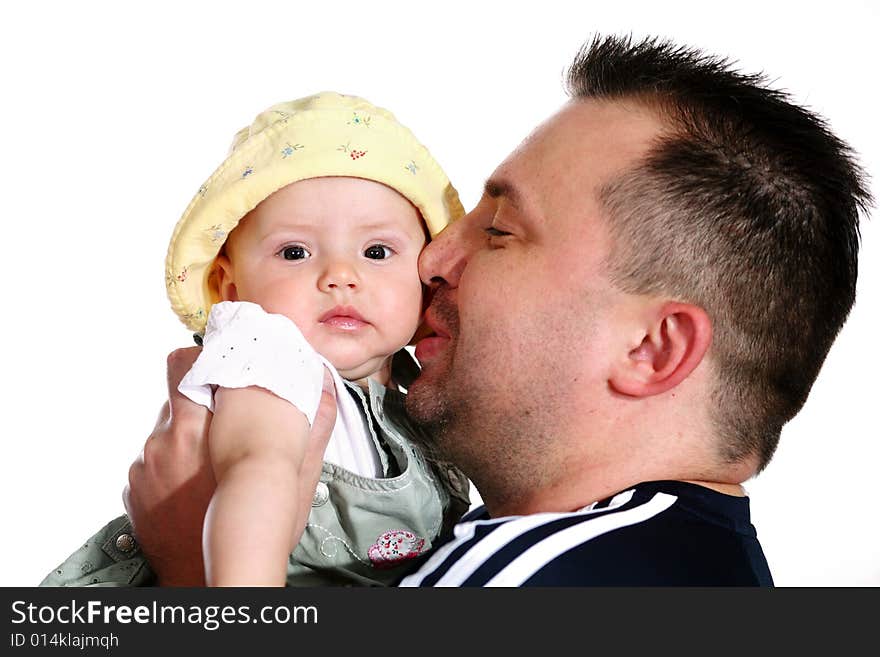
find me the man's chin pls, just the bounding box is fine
[403,376,434,423]
[404,369,448,427]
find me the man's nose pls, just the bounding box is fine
[418,216,477,289]
[318,259,359,291]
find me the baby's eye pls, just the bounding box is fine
[364,244,392,260]
[279,245,311,260]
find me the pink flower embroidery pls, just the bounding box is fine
[368,530,426,569]
[337,141,367,160]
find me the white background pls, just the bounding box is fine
[1,1,876,586]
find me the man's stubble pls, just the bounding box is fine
[405,292,563,508]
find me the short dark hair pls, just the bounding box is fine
[566,35,871,470]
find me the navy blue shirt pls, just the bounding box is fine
[398,481,773,586]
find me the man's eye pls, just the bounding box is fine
[364,244,392,260]
[484,227,511,238]
[280,245,310,260]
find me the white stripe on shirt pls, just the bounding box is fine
[397,520,480,586]
[399,489,638,587]
[482,492,677,586]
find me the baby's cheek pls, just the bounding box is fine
[393,281,426,338]
[247,291,311,330]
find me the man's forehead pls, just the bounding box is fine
[472,99,667,239]
[489,99,665,200]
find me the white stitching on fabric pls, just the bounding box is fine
[305,523,370,564]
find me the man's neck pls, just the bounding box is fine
[682,479,746,497]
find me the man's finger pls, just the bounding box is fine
[292,368,337,547]
[302,369,336,484]
[165,347,201,395]
[165,347,206,418]
[153,401,171,432]
[309,368,337,457]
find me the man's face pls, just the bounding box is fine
[406,99,665,484]
[219,176,426,382]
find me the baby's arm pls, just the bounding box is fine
[204,385,309,586]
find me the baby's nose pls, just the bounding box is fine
[318,261,359,290]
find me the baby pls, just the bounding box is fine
[41,92,470,587]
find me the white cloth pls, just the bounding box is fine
[178,301,382,478]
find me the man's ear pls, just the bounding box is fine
[609,302,712,398]
[213,254,239,302]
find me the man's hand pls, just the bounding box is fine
[123,347,214,586]
[292,369,337,547]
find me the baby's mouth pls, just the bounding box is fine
[319,306,369,331]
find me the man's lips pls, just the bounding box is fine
[319,306,369,331]
[421,306,450,339]
[414,334,449,362]
[414,308,450,362]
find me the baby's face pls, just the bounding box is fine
[216,176,426,383]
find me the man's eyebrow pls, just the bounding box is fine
[483,178,522,209]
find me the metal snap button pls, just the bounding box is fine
[312,482,330,507]
[115,533,137,553]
